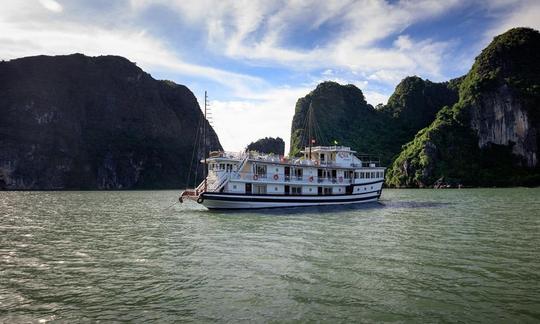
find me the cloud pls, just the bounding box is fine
[39,0,63,13]
[364,91,390,106]
[129,0,460,82]
[211,86,311,152]
[7,0,537,154]
[484,0,540,39]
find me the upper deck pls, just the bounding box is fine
[206,145,381,169]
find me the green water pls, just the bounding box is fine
[1,189,539,322]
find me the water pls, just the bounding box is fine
[1,189,539,323]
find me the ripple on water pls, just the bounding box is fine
[0,189,539,322]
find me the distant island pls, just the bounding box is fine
[290,27,540,188]
[0,28,538,189]
[246,137,285,155]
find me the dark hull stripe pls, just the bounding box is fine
[206,198,382,211]
[351,180,384,187]
[202,192,381,203]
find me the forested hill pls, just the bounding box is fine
[289,78,459,165]
[246,137,285,155]
[386,27,540,187]
[0,54,221,189]
[290,27,540,187]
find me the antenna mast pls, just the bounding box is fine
[204,91,208,192]
[308,103,313,160]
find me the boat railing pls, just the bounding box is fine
[316,177,353,184]
[228,172,355,184]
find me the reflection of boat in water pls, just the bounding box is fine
[179,91,385,210]
[181,146,385,210]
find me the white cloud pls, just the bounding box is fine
[368,70,406,84]
[39,0,63,13]
[0,2,264,95]
[129,0,461,81]
[211,86,311,152]
[484,0,540,39]
[364,91,390,106]
[321,69,334,76]
[7,0,536,155]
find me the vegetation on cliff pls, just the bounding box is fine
[246,137,285,155]
[386,27,540,187]
[0,54,221,189]
[289,78,459,165]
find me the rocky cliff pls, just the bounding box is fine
[0,54,221,189]
[289,78,458,165]
[386,28,540,187]
[289,82,392,160]
[246,137,285,155]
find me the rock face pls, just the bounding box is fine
[386,28,540,187]
[246,137,285,155]
[471,84,537,167]
[289,79,458,165]
[0,54,221,189]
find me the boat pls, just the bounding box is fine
[180,146,385,210]
[179,91,385,210]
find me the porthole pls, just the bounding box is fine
[371,186,373,189]
[338,188,341,192]
[233,185,237,189]
[309,188,312,192]
[275,187,278,191]
[275,168,279,172]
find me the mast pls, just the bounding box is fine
[308,103,313,160]
[204,91,207,192]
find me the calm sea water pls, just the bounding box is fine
[1,188,539,323]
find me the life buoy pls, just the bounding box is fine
[309,176,314,182]
[253,174,258,180]
[338,176,344,183]
[197,196,204,204]
[314,160,319,166]
[273,174,279,180]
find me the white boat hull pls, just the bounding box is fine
[198,190,381,210]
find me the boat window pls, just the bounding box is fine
[254,184,267,194]
[255,164,267,178]
[293,168,303,180]
[291,186,302,195]
[323,187,331,195]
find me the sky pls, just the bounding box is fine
[1,0,540,152]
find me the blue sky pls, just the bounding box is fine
[2,0,539,151]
